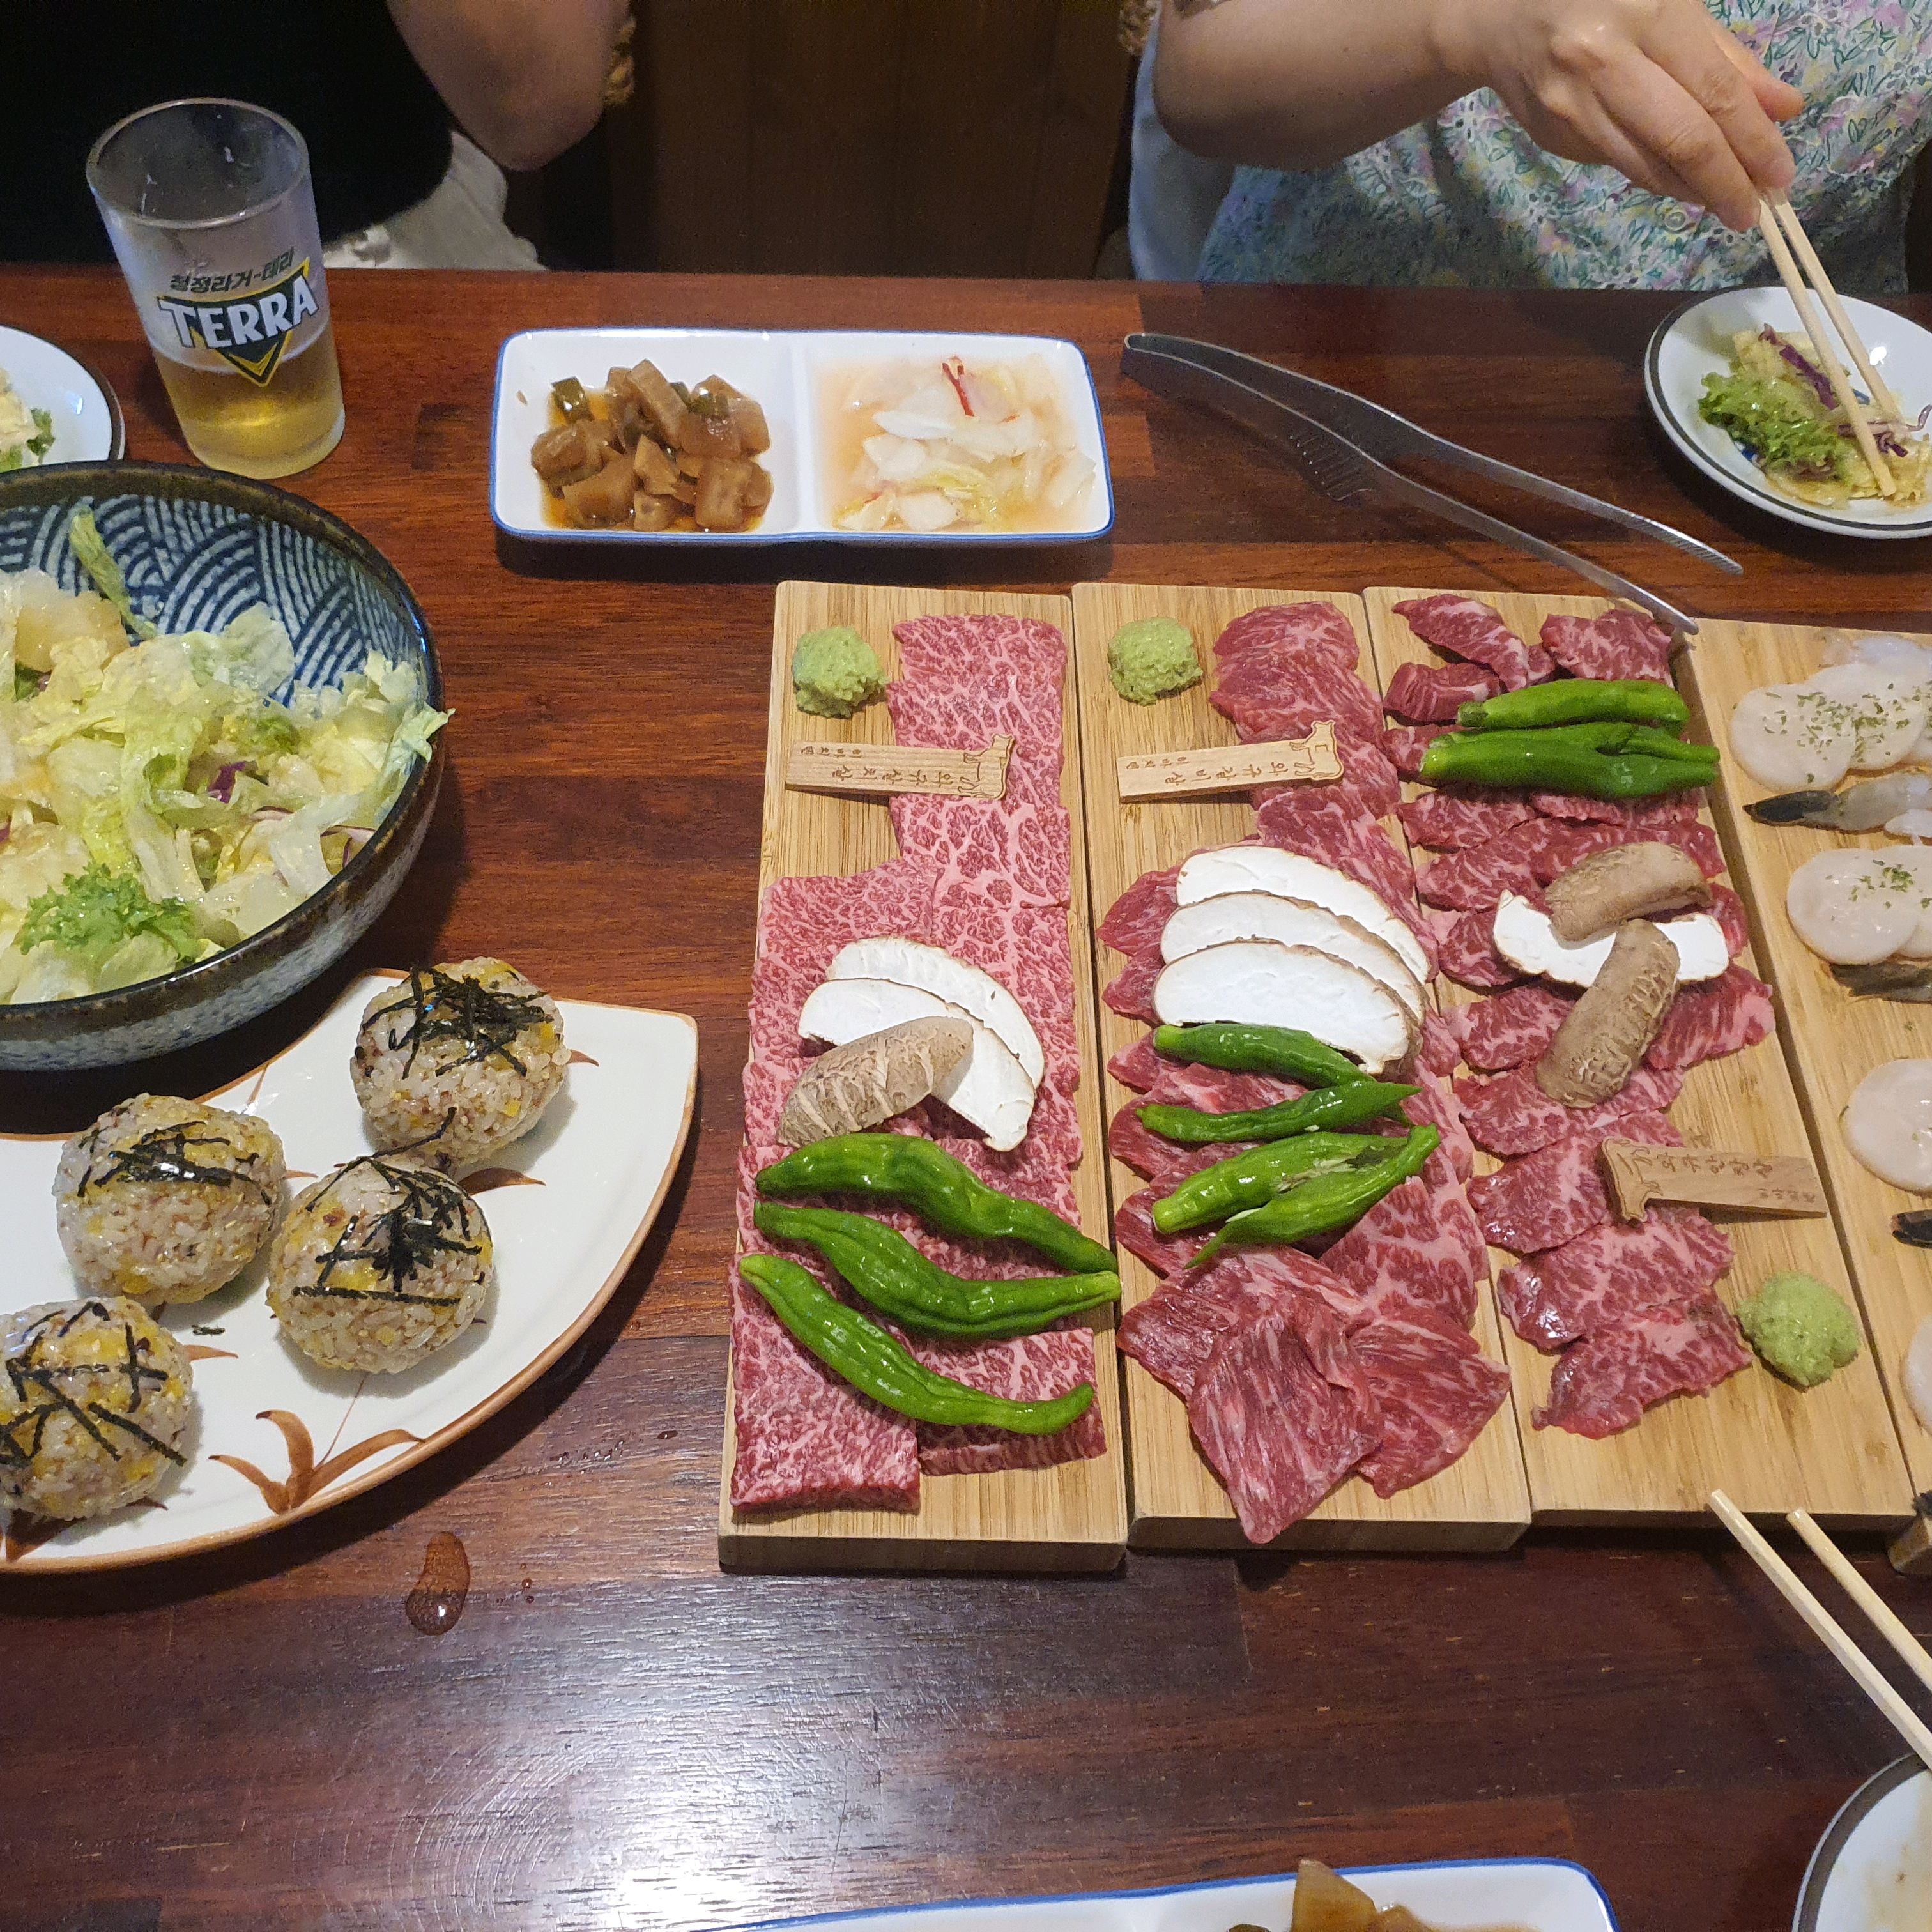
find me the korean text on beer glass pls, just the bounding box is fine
[88,98,344,479]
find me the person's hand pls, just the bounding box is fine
[1433,0,1804,229]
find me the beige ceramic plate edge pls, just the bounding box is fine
[1,972,698,1574]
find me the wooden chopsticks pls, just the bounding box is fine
[1756,192,1900,496]
[1710,1489,1932,1771]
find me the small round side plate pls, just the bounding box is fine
[1794,1755,1932,1931]
[1644,288,1932,541]
[0,322,125,466]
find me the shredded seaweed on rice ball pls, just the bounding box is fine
[351,958,567,1172]
[0,1296,194,1520]
[268,1154,494,1374]
[54,1095,286,1306]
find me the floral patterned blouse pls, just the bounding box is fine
[1198,1,1932,290]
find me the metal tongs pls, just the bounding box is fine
[1122,332,1741,637]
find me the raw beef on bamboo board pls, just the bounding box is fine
[1352,1305,1512,1498]
[1108,1037,1305,1113]
[1529,792,1699,827]
[1539,610,1674,684]
[1399,790,1536,852]
[1404,1074,1475,1184]
[1459,982,1575,1071]
[1710,883,1751,958]
[1098,861,1181,962]
[912,1328,1105,1473]
[1457,1063,1683,1158]
[1255,788,1416,912]
[1393,593,1554,688]
[1537,1296,1751,1437]
[1646,965,1774,1071]
[1415,815,1722,914]
[1319,1175,1484,1329]
[1216,602,1363,674]
[1119,1249,1368,1399]
[1417,1010,1462,1081]
[1110,1104,1255,1186]
[1436,904,1526,989]
[1468,1110,1681,1254]
[1116,1186,1210,1278]
[1386,723,1448,777]
[1496,1204,1735,1351]
[1384,659,1501,723]
[1524,816,1725,884]
[1104,952,1162,1025]
[1187,1300,1382,1543]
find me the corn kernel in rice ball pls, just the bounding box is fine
[351,958,567,1172]
[268,1154,494,1374]
[54,1095,286,1306]
[0,1296,194,1520]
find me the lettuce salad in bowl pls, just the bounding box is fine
[0,467,445,1070]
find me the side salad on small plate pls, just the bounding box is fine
[0,324,125,470]
[1645,288,1932,540]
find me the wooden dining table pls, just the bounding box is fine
[3,264,1930,1932]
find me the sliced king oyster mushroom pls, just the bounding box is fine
[1174,845,1430,986]
[798,977,1036,1151]
[827,937,1045,1085]
[1491,892,1727,988]
[1160,890,1425,1033]
[1152,939,1412,1076]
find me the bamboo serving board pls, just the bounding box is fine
[718,582,1129,1573]
[1678,619,1932,1507]
[1069,583,1533,1552]
[1364,588,1912,1528]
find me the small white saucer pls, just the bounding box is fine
[0,322,125,466]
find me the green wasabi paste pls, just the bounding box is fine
[1108,617,1201,705]
[1736,1271,1861,1388]
[792,626,885,719]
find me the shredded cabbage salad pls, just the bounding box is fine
[0,510,448,1004]
[0,367,54,473]
[1698,327,1932,509]
[832,355,1095,533]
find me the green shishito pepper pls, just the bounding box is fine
[1454,678,1689,734]
[756,1134,1113,1274]
[1151,1132,1404,1234]
[1151,1021,1367,1088]
[1418,721,1717,799]
[1140,1077,1418,1147]
[1194,1125,1440,1263]
[752,1201,1121,1338]
[741,1254,1094,1434]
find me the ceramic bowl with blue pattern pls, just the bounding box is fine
[0,463,443,1072]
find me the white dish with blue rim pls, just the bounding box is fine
[489,327,1113,546]
[1795,1756,1932,1931]
[728,1859,1618,1932]
[1644,288,1932,540]
[0,323,125,467]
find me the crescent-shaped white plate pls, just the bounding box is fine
[0,972,696,1572]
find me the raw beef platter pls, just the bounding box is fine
[723,579,1917,1570]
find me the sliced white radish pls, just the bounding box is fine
[827,936,1045,1085]
[1491,892,1727,987]
[1846,1059,1932,1192]
[798,977,1035,1150]
[1804,663,1931,771]
[1174,845,1429,985]
[1728,682,1856,791]
[1786,850,1921,965]
[1151,940,1411,1075]
[1160,891,1425,1030]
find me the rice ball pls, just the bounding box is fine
[351,958,567,1172]
[0,1296,195,1519]
[268,1154,494,1374]
[54,1095,286,1306]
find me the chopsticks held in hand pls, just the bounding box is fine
[1756,192,1901,497]
[1710,1489,1932,1772]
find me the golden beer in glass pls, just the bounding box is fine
[88,99,344,479]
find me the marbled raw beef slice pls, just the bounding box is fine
[1116,1186,1210,1277]
[1351,1305,1511,1498]
[1538,610,1675,684]
[1254,788,1416,910]
[1467,1110,1680,1255]
[1187,1300,1382,1543]
[912,1326,1106,1473]
[1455,1064,1683,1158]
[1645,965,1774,1071]
[1398,790,1536,852]
[1393,593,1554,687]
[1383,659,1501,722]
[1098,862,1181,962]
[1213,602,1363,674]
[1535,1296,1751,1438]
[1385,723,1448,777]
[1319,1174,1484,1329]
[1458,983,1575,1071]
[1496,1204,1734,1351]
[1436,905,1525,990]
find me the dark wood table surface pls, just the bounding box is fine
[3,266,1930,1932]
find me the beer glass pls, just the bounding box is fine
[88,99,344,479]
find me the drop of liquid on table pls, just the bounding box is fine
[404,1531,470,1635]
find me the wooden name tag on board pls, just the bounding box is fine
[1601,1139,1828,1220]
[1117,721,1342,801]
[786,736,1014,801]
